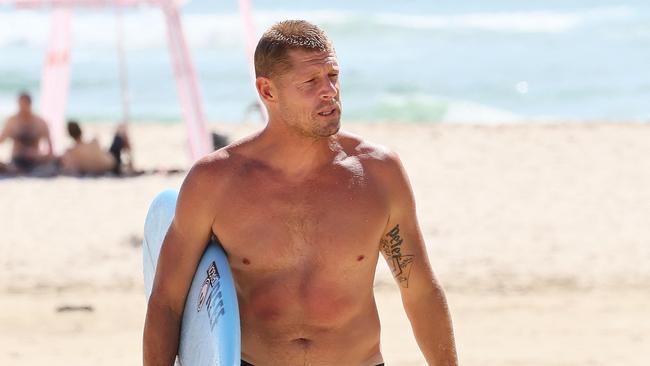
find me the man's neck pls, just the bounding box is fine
[16,111,33,120]
[255,119,343,180]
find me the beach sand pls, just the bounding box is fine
[1,122,649,365]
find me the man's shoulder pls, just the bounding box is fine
[188,148,234,178]
[180,137,263,205]
[3,115,17,128]
[184,138,253,184]
[35,115,48,126]
[337,129,400,166]
[337,130,408,190]
[26,114,49,131]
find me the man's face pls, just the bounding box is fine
[18,96,31,114]
[273,49,342,138]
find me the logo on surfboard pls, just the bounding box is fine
[197,262,220,312]
[196,261,227,329]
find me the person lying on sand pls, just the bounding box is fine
[60,120,133,176]
[0,92,55,174]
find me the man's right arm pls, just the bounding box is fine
[143,158,222,365]
[0,118,14,144]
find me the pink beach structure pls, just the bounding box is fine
[1,0,260,162]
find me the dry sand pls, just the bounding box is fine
[1,122,649,365]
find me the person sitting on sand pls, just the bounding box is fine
[60,120,132,176]
[0,92,54,173]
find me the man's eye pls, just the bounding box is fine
[305,78,316,83]
[329,74,339,78]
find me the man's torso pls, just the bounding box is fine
[206,133,391,365]
[8,114,47,160]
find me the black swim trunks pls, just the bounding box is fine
[12,156,37,172]
[241,361,384,366]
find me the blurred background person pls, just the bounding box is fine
[0,92,54,174]
[60,120,133,176]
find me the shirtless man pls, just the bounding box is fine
[0,92,53,173]
[144,20,458,366]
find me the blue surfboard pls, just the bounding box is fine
[143,189,241,366]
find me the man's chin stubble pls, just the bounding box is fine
[314,119,340,137]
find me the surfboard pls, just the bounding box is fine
[143,189,241,366]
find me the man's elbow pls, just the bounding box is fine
[143,293,182,366]
[147,289,182,321]
[402,281,449,309]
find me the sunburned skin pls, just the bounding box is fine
[1,114,51,161]
[205,133,394,365]
[0,94,53,171]
[144,22,457,366]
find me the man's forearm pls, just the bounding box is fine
[404,288,458,366]
[143,298,182,366]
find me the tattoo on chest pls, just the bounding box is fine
[380,224,415,288]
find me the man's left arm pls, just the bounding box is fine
[37,117,53,156]
[378,151,458,366]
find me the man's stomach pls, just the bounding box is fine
[236,275,383,365]
[12,146,46,160]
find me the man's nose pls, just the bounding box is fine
[319,79,338,100]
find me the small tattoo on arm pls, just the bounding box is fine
[380,224,415,288]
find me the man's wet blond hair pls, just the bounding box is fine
[254,20,334,78]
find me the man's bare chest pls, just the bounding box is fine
[212,166,389,269]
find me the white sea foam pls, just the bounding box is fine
[0,6,637,48]
[373,7,634,33]
[443,100,521,124]
[376,93,521,123]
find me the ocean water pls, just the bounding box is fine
[0,0,649,123]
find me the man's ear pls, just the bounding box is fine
[256,77,276,103]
